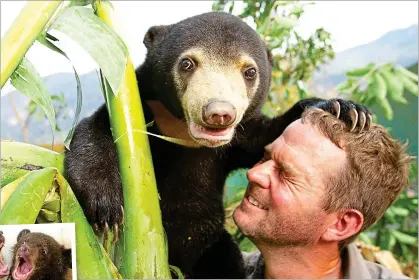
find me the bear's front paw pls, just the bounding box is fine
[313,98,372,132]
[83,190,124,243]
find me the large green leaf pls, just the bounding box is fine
[1,140,64,187]
[10,57,56,147]
[37,32,83,149]
[346,63,375,77]
[50,6,128,95]
[391,230,418,245]
[395,67,418,96]
[396,65,418,83]
[381,69,407,104]
[390,206,410,217]
[368,72,387,100]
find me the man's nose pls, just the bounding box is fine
[247,161,271,188]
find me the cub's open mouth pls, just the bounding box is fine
[0,256,9,277]
[12,256,33,280]
[189,122,235,146]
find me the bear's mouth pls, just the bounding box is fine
[189,122,235,147]
[12,256,33,280]
[0,254,9,278]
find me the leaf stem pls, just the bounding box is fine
[1,1,63,88]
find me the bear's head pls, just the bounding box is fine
[137,12,273,147]
[11,229,71,280]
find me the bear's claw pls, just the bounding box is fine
[319,98,372,133]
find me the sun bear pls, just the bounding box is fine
[64,11,370,278]
[9,230,72,280]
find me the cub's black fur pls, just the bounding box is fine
[64,12,370,278]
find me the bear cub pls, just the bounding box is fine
[9,230,72,280]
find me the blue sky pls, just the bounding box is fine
[1,1,418,83]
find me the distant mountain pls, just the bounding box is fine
[1,24,418,145]
[1,71,104,144]
[312,24,418,93]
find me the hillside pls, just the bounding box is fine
[312,24,418,92]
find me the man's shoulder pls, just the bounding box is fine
[242,251,264,279]
[364,260,411,279]
[345,243,411,279]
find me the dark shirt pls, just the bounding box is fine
[243,243,410,279]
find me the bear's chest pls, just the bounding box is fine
[149,136,228,215]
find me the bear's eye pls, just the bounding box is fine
[180,58,195,71]
[244,67,257,80]
[43,248,47,254]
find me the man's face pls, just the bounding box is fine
[233,119,347,247]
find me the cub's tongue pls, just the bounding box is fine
[0,261,8,277]
[0,253,9,277]
[19,261,32,274]
[13,257,33,280]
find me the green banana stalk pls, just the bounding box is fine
[1,1,62,88]
[1,140,64,187]
[94,1,171,278]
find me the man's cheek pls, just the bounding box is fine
[271,187,293,207]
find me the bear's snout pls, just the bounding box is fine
[18,243,31,257]
[202,99,236,127]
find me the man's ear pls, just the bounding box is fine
[321,209,363,243]
[143,25,171,49]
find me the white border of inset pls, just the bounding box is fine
[0,223,77,280]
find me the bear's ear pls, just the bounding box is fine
[62,247,72,269]
[143,25,171,49]
[266,47,274,68]
[17,229,31,242]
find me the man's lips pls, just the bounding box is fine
[244,194,268,210]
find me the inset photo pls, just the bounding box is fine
[0,223,76,280]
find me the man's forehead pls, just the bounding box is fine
[267,119,346,162]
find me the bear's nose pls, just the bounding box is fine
[18,244,30,256]
[202,99,236,127]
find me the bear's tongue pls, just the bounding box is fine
[13,257,33,280]
[0,256,9,277]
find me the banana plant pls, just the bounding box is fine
[1,0,171,278]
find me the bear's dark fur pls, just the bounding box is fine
[9,230,72,280]
[64,12,369,278]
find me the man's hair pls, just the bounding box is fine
[301,107,413,246]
